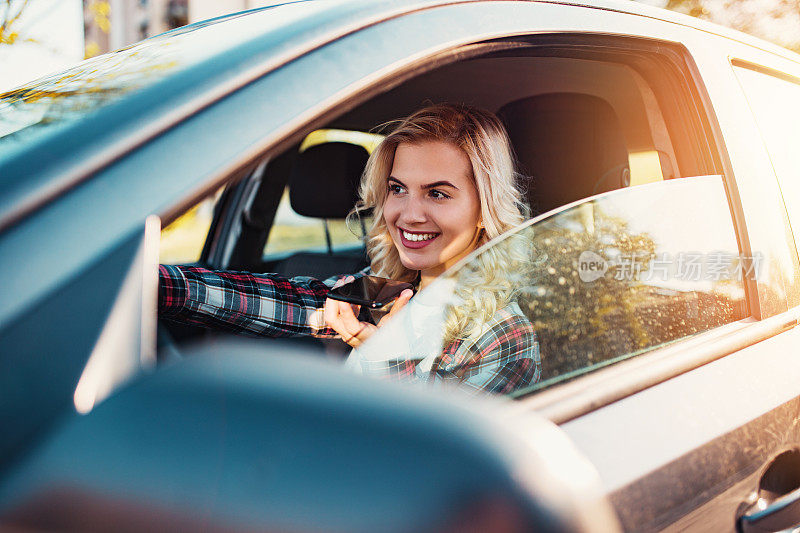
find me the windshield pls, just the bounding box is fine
[0,1,320,161]
[351,176,748,397]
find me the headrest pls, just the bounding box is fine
[499,93,629,215]
[289,142,369,219]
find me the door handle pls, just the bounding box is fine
[739,487,800,533]
[738,450,800,533]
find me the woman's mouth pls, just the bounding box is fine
[399,228,439,249]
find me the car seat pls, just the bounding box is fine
[272,141,370,279]
[498,93,630,216]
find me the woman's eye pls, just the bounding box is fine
[388,184,405,195]
[429,189,451,200]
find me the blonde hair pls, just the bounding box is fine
[351,103,530,342]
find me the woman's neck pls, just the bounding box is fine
[419,271,436,291]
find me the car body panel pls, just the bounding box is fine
[564,326,800,493]
[563,324,800,530]
[0,0,463,230]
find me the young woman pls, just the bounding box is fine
[159,103,541,395]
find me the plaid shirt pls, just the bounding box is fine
[159,265,541,395]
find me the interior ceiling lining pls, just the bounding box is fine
[332,55,659,156]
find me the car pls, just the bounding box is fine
[2,0,800,531]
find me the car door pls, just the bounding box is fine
[357,162,798,531]
[508,22,800,533]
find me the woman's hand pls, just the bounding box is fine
[324,276,413,348]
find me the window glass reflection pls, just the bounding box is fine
[357,176,748,397]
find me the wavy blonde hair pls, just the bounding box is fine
[351,103,530,343]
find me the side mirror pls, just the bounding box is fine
[0,216,159,470]
[1,341,620,532]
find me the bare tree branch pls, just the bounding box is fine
[0,0,31,46]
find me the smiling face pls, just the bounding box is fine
[383,140,482,281]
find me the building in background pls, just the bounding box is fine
[83,0,272,58]
[83,0,188,57]
[189,0,274,23]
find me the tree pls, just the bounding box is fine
[0,0,33,46]
[83,0,110,58]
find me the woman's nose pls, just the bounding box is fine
[399,196,427,224]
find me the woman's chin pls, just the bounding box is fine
[399,256,435,272]
[400,261,426,272]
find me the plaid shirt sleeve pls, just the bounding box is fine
[159,264,357,338]
[436,312,541,395]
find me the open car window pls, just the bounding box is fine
[160,186,225,264]
[262,129,382,259]
[263,187,364,257]
[354,176,749,397]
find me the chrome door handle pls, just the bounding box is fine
[739,487,800,533]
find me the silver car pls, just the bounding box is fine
[1,1,800,531]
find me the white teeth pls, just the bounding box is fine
[402,230,436,242]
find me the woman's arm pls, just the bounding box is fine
[159,264,352,338]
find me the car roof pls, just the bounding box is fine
[0,0,797,232]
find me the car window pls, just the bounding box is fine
[160,186,224,264]
[262,188,365,256]
[0,1,326,162]
[733,65,800,253]
[355,176,748,397]
[262,129,381,258]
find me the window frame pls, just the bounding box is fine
[512,43,800,422]
[729,58,800,309]
[492,174,751,416]
[207,34,733,273]
[151,10,765,422]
